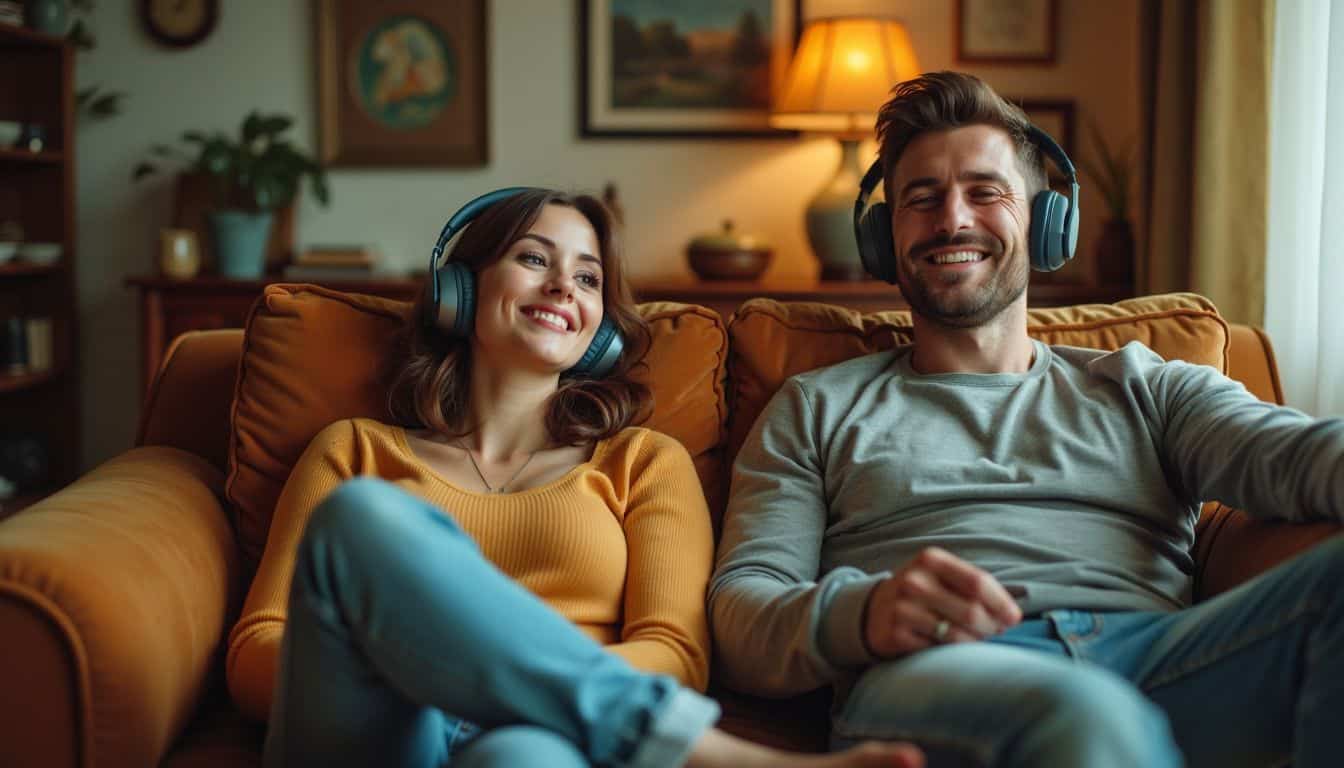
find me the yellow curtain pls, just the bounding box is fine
[1192,0,1275,325]
[1144,0,1274,325]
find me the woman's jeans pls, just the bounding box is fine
[263,477,720,767]
[831,534,1344,768]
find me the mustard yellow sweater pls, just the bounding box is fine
[226,418,714,723]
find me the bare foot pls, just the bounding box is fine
[687,728,923,768]
[766,741,924,768]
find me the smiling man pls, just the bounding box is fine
[709,72,1344,767]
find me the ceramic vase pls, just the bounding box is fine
[209,211,274,279]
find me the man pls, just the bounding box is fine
[708,71,1343,768]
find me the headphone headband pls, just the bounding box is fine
[429,187,537,313]
[853,121,1081,280]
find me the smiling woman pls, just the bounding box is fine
[224,186,922,767]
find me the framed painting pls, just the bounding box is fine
[316,0,488,166]
[956,0,1058,65]
[580,0,801,138]
[1017,99,1075,158]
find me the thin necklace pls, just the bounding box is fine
[458,441,538,494]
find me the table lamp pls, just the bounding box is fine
[771,17,920,280]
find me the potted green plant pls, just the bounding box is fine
[1077,121,1136,289]
[134,111,330,278]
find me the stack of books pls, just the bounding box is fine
[283,246,380,281]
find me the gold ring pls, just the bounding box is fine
[933,619,950,643]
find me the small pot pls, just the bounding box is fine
[686,220,772,281]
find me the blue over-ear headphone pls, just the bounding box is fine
[853,124,1080,283]
[424,187,625,379]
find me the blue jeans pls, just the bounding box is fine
[263,477,720,767]
[831,534,1344,767]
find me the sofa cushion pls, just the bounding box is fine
[726,292,1230,464]
[225,284,727,567]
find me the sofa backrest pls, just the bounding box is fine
[725,293,1231,467]
[140,289,1269,566]
[217,284,728,569]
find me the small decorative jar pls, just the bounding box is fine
[685,220,772,281]
[159,228,202,279]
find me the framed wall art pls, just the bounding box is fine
[1017,99,1075,158]
[316,0,487,166]
[580,0,801,138]
[956,0,1058,65]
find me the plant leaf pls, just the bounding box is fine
[68,20,96,50]
[89,91,125,118]
[258,115,293,137]
[310,170,331,207]
[242,112,263,144]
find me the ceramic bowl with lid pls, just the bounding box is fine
[685,220,772,281]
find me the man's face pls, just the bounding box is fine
[888,125,1032,328]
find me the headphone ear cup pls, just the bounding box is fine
[565,316,624,379]
[427,261,477,337]
[857,202,896,283]
[1028,190,1076,272]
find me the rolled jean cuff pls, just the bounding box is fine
[626,687,721,768]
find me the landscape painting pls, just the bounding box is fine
[581,0,799,137]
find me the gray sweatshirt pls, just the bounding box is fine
[708,340,1344,697]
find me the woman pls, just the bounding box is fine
[227,188,922,768]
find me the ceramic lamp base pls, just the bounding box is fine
[805,138,871,281]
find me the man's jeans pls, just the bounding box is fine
[832,534,1344,768]
[262,477,719,768]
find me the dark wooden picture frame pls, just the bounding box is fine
[1016,99,1075,159]
[956,0,1058,65]
[316,0,488,166]
[579,0,801,138]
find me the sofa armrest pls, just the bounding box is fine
[1193,503,1342,601]
[137,329,244,474]
[0,447,240,768]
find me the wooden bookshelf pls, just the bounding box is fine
[0,25,79,495]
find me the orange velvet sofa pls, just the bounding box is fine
[0,286,1337,767]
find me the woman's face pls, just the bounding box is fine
[472,203,606,375]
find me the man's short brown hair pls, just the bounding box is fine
[876,71,1048,203]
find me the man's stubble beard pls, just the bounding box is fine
[896,246,1029,329]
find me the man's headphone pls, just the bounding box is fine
[853,124,1080,283]
[423,187,625,379]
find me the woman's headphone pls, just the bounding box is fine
[853,124,1080,283]
[423,187,624,379]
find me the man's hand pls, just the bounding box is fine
[863,547,1022,658]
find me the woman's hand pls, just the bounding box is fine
[863,547,1022,658]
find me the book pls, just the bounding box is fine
[281,264,386,282]
[294,245,378,268]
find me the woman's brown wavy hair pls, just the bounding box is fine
[386,189,653,445]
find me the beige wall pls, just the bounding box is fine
[74,0,1142,469]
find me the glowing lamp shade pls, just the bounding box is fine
[771,18,920,279]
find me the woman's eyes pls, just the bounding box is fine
[517,252,602,289]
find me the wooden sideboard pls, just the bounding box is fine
[127,274,1133,399]
[126,276,421,397]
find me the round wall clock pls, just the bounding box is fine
[141,0,219,48]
